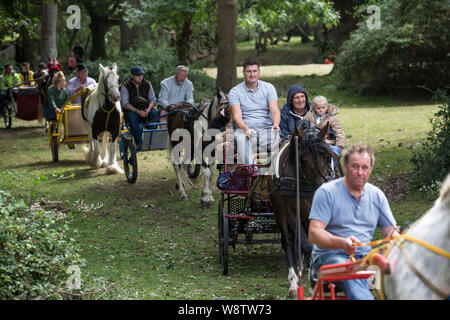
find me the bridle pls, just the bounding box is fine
[103,69,119,102]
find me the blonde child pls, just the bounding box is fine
[304,95,345,157]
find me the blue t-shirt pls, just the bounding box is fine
[228,80,278,129]
[309,178,396,259]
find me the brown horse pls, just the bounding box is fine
[268,120,337,297]
[167,89,228,206]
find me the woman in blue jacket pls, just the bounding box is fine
[280,84,311,138]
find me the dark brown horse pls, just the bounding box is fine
[167,89,228,206]
[268,120,337,297]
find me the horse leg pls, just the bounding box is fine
[92,138,102,169]
[200,165,214,207]
[100,131,109,168]
[105,138,123,174]
[283,226,299,298]
[281,224,298,298]
[173,163,188,200]
[85,127,96,168]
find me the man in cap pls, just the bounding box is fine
[67,64,97,104]
[120,66,158,148]
[158,65,194,127]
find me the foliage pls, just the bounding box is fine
[238,0,339,48]
[410,89,450,190]
[332,0,450,94]
[0,1,39,43]
[0,190,85,299]
[82,40,215,101]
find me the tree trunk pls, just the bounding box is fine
[216,0,238,93]
[90,17,111,60]
[327,0,358,51]
[119,0,141,52]
[41,1,58,62]
[176,14,193,65]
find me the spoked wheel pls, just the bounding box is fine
[3,103,12,129]
[123,138,138,183]
[218,200,229,275]
[51,135,58,162]
[186,162,201,179]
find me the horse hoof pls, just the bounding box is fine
[180,194,189,201]
[200,200,211,208]
[289,289,297,298]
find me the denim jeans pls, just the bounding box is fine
[43,108,57,121]
[311,252,375,300]
[124,109,159,146]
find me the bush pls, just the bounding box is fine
[410,89,450,190]
[82,41,216,102]
[332,0,450,94]
[0,190,85,299]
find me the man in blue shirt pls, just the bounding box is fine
[158,65,194,128]
[120,66,158,148]
[308,143,400,299]
[229,57,281,164]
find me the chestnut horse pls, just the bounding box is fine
[268,120,337,297]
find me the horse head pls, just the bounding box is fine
[293,121,334,189]
[99,63,121,103]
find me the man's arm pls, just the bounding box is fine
[231,104,252,135]
[158,81,170,109]
[185,81,194,105]
[309,219,359,256]
[268,99,280,130]
[66,78,78,96]
[381,225,400,238]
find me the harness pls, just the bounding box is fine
[275,133,334,197]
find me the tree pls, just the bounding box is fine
[78,0,121,60]
[239,0,340,52]
[41,0,58,61]
[333,0,450,94]
[216,0,237,92]
[142,0,217,65]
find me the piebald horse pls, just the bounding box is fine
[82,63,122,174]
[167,89,228,206]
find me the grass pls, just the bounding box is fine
[0,37,442,300]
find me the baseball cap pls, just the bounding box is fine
[131,66,145,75]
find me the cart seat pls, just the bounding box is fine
[64,104,88,137]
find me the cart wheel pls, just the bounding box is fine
[3,103,12,129]
[186,162,201,179]
[123,138,138,183]
[218,200,229,275]
[51,135,58,162]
